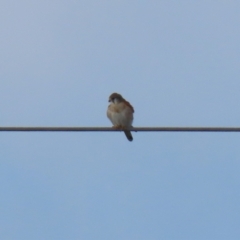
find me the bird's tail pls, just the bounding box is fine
[124,130,133,141]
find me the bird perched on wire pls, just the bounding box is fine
[107,93,134,141]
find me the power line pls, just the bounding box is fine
[0,127,240,132]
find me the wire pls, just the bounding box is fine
[0,127,240,132]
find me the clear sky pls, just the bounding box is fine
[1,1,240,239]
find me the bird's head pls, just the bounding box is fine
[108,93,124,103]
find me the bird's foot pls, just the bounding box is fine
[112,125,123,130]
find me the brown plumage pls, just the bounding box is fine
[107,93,134,141]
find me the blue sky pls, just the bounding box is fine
[1,1,240,239]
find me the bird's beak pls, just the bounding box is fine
[108,99,111,102]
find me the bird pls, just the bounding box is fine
[107,92,134,141]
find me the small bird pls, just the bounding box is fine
[107,93,134,141]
